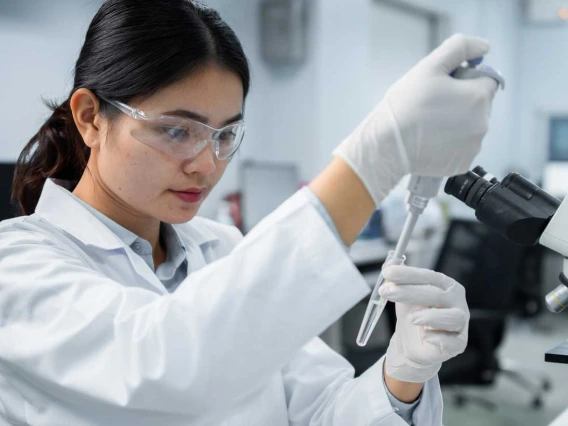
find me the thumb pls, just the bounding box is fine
[423,34,491,74]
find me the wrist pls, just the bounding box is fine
[385,343,442,384]
[383,362,424,404]
[332,100,408,207]
[308,157,375,245]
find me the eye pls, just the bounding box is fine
[161,126,188,140]
[218,130,236,142]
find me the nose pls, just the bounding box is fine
[182,139,217,176]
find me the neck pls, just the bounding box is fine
[73,169,162,253]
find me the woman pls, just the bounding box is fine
[0,1,497,425]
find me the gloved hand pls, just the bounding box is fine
[333,34,499,207]
[378,265,470,383]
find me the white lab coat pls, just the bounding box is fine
[0,179,442,425]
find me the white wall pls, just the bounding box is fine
[311,0,432,178]
[412,0,523,179]
[518,23,568,180]
[0,0,103,161]
[202,0,525,219]
[199,0,320,218]
[2,0,555,219]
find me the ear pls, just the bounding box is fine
[70,88,104,149]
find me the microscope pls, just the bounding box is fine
[445,166,568,364]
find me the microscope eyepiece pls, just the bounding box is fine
[502,173,560,214]
[444,171,478,204]
[472,166,487,177]
[444,171,494,209]
[446,166,567,323]
[472,166,499,184]
[445,166,561,247]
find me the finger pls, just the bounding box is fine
[382,255,405,269]
[424,330,468,356]
[460,76,499,99]
[479,74,499,96]
[423,34,491,74]
[382,265,453,290]
[379,283,452,308]
[412,308,467,333]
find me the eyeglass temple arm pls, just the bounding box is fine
[99,96,144,119]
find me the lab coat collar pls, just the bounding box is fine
[36,179,126,250]
[35,179,219,251]
[172,216,220,249]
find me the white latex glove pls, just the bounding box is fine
[333,34,499,207]
[378,265,470,383]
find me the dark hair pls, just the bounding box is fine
[12,0,250,216]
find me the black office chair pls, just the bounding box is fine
[435,219,551,409]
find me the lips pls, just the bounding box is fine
[171,188,205,203]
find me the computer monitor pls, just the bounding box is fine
[548,116,568,162]
[549,117,568,162]
[543,117,568,197]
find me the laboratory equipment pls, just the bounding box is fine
[445,166,568,363]
[356,58,506,347]
[101,97,246,160]
[356,250,405,346]
[451,60,506,89]
[357,176,441,346]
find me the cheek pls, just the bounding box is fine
[206,159,229,191]
[214,160,229,181]
[98,134,172,202]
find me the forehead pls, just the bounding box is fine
[134,64,244,127]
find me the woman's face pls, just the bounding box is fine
[94,65,244,224]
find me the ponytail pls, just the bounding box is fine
[12,99,90,215]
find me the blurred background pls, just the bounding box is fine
[2,0,568,424]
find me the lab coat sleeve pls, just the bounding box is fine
[282,338,443,426]
[302,186,425,424]
[0,191,371,422]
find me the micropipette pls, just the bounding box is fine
[356,57,506,347]
[356,176,442,346]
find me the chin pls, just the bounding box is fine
[158,190,210,224]
[163,210,199,224]
[159,203,202,224]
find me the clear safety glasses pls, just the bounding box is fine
[101,97,246,160]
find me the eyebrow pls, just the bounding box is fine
[161,109,243,126]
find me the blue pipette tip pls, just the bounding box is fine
[467,56,484,66]
[450,56,484,77]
